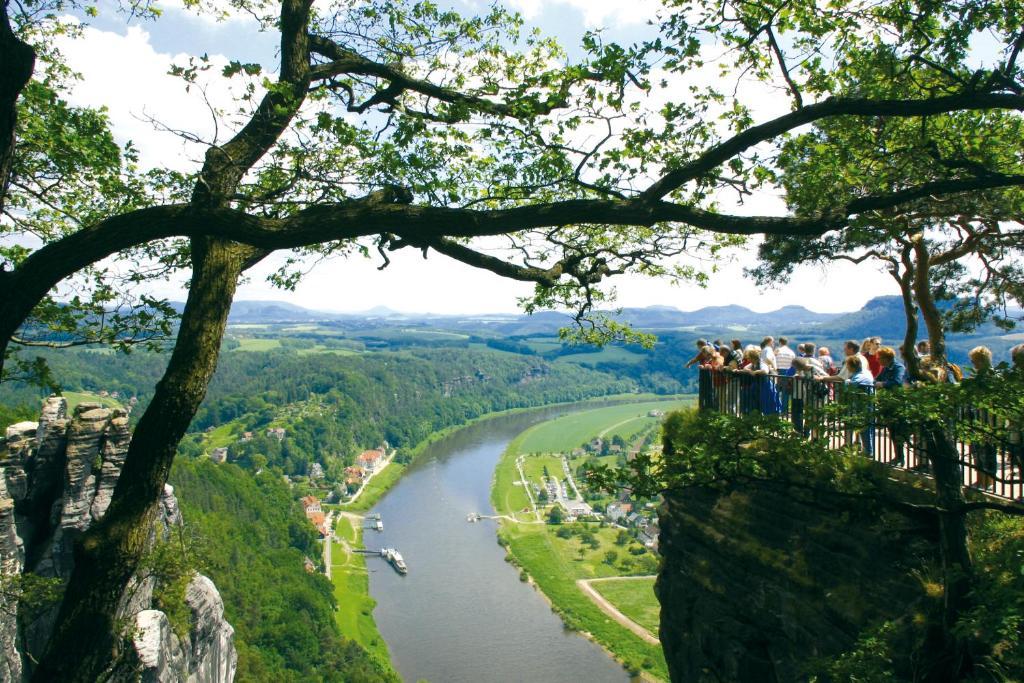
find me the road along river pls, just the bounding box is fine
[367,406,632,683]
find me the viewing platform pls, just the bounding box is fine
[698,368,1024,502]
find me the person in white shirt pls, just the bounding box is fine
[775,337,795,373]
[838,340,869,381]
[759,336,777,374]
[818,347,835,373]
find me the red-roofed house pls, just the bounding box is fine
[308,511,328,537]
[301,495,321,515]
[356,448,386,474]
[344,466,365,484]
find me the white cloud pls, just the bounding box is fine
[56,21,258,172]
[506,0,662,28]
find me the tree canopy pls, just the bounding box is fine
[2,0,1024,679]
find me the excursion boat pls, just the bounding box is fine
[381,547,408,574]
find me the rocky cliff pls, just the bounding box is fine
[0,397,237,682]
[656,483,941,682]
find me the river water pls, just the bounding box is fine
[367,407,630,683]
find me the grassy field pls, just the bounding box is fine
[295,345,359,356]
[235,338,281,351]
[515,398,692,454]
[522,337,564,353]
[496,521,668,678]
[330,515,396,674]
[519,453,565,483]
[61,391,123,411]
[592,577,660,635]
[489,399,694,680]
[233,337,360,355]
[602,415,659,443]
[554,347,649,366]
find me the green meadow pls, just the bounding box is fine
[330,515,395,674]
[489,399,697,680]
[515,398,692,453]
[592,577,661,635]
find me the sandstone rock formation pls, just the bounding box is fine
[0,397,236,682]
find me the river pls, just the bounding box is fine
[367,407,631,683]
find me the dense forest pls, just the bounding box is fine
[0,344,639,482]
[169,458,397,682]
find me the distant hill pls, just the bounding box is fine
[804,296,908,339]
[212,299,852,330]
[227,300,335,323]
[211,297,1019,346]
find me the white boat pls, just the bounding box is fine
[381,547,408,574]
[375,518,384,532]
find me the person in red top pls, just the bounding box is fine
[862,337,883,377]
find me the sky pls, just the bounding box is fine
[48,0,904,315]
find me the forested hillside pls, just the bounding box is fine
[169,459,397,682]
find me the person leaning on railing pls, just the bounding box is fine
[1003,344,1024,494]
[684,338,709,369]
[698,344,728,412]
[875,346,910,467]
[791,356,828,437]
[819,355,876,456]
[965,346,998,491]
[730,346,783,416]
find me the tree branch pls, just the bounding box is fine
[641,92,1024,201]
[765,25,802,109]
[307,33,601,120]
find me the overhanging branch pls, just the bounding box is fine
[641,92,1024,201]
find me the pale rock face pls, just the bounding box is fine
[0,397,236,683]
[127,576,237,683]
[0,475,24,683]
[184,575,237,683]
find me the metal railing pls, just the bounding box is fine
[697,367,1023,501]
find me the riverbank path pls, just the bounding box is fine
[345,451,397,505]
[515,454,543,522]
[322,511,335,579]
[576,576,660,645]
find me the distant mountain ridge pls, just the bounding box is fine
[216,299,845,327]
[209,297,1020,342]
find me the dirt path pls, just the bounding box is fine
[576,576,660,645]
[597,416,643,439]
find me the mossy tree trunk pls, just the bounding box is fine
[894,245,922,381]
[30,0,312,676]
[911,236,974,681]
[29,238,252,681]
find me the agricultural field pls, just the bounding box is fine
[515,398,693,454]
[520,337,564,353]
[235,338,282,352]
[592,577,661,635]
[554,346,649,366]
[489,399,687,679]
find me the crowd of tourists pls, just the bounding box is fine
[691,335,1024,496]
